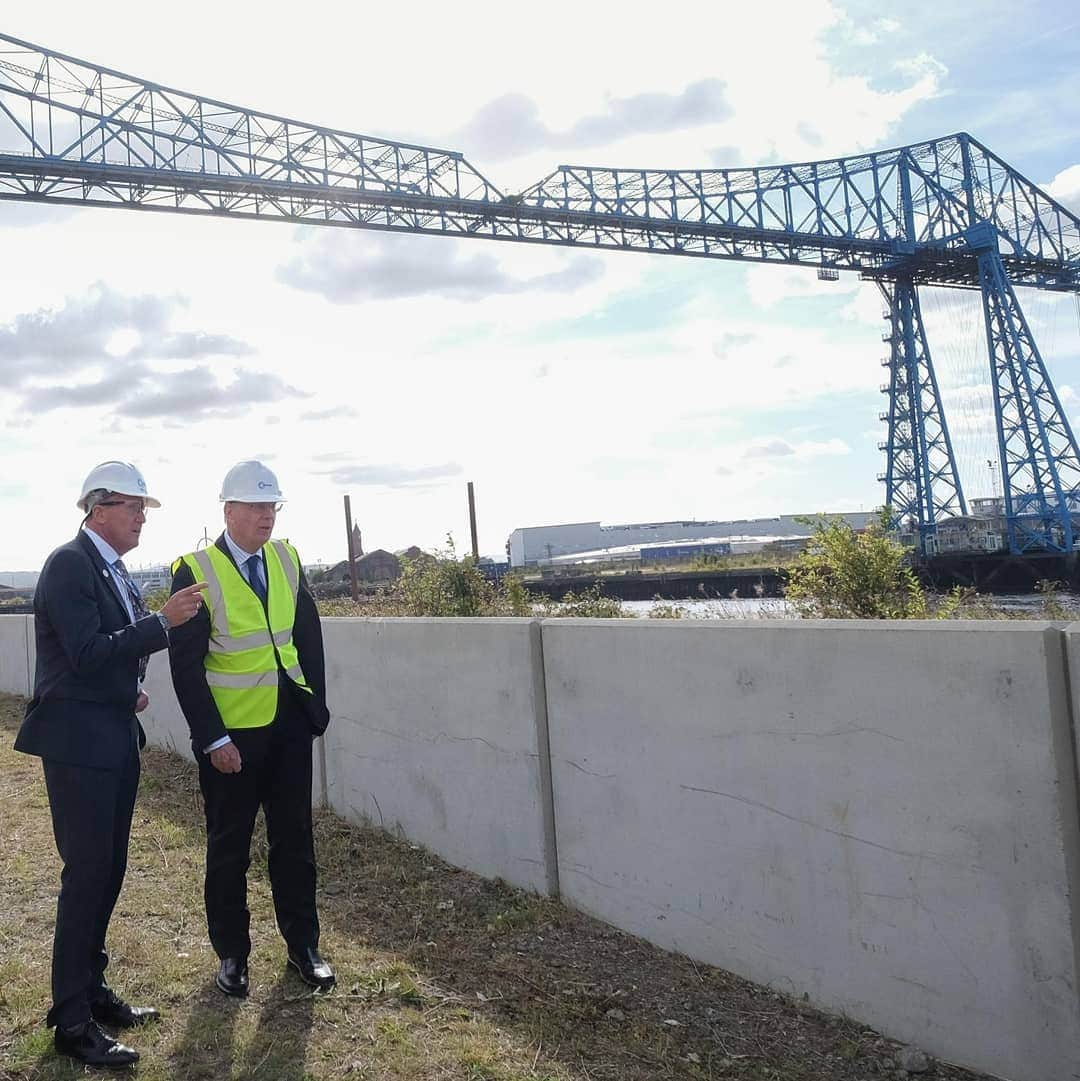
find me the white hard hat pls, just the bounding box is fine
[220,460,285,503]
[77,460,160,511]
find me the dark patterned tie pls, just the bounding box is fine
[113,559,150,680]
[244,554,268,606]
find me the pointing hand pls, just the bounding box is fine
[162,582,209,627]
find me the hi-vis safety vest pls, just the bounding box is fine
[173,539,313,730]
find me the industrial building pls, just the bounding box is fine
[508,513,877,568]
[640,542,732,564]
[924,498,1006,555]
[131,566,171,592]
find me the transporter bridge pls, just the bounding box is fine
[1,32,1078,554]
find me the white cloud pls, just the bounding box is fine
[940,385,996,437]
[1046,163,1080,213]
[456,79,731,161]
[743,439,795,459]
[894,52,948,86]
[277,230,605,304]
[314,461,464,489]
[663,315,878,407]
[839,13,902,47]
[0,283,298,421]
[798,438,851,457]
[745,265,860,309]
[743,437,850,460]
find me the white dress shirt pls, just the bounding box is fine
[82,526,143,697]
[82,526,134,623]
[222,530,265,576]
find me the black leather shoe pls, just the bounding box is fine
[286,947,335,990]
[54,1019,139,1067]
[215,957,249,998]
[91,987,160,1028]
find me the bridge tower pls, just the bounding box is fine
[877,276,967,549]
[867,142,1080,555]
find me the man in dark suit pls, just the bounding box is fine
[15,461,207,1068]
[167,459,333,1000]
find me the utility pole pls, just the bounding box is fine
[343,494,360,603]
[467,481,479,561]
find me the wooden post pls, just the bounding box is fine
[343,494,360,602]
[467,481,479,561]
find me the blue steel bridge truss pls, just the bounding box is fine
[1,32,1079,555]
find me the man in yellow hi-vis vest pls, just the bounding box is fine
[167,460,333,998]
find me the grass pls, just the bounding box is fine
[0,691,996,1080]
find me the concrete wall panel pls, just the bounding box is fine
[139,651,194,761]
[25,618,35,698]
[542,619,1080,1081]
[1054,623,1080,1055]
[0,616,30,696]
[319,618,555,895]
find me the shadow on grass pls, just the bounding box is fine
[169,985,243,1081]
[242,976,315,1081]
[168,976,314,1081]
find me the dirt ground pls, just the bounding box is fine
[0,692,997,1081]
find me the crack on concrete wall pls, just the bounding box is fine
[711,723,906,743]
[680,783,941,862]
[562,759,616,779]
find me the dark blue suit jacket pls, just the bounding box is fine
[15,530,168,771]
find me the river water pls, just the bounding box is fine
[619,594,1064,619]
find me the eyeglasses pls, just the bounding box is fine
[236,502,283,514]
[97,499,148,514]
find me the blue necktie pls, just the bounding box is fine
[113,559,150,680]
[245,554,267,605]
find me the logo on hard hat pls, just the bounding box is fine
[258,481,273,489]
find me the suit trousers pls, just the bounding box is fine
[42,741,140,1028]
[196,702,318,960]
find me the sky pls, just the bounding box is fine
[1,1,1079,571]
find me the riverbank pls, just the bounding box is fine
[521,549,1080,603]
[620,592,1080,619]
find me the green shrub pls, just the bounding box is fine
[312,540,634,618]
[394,537,496,617]
[537,585,626,619]
[142,587,169,612]
[647,598,688,619]
[504,574,533,617]
[785,510,962,620]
